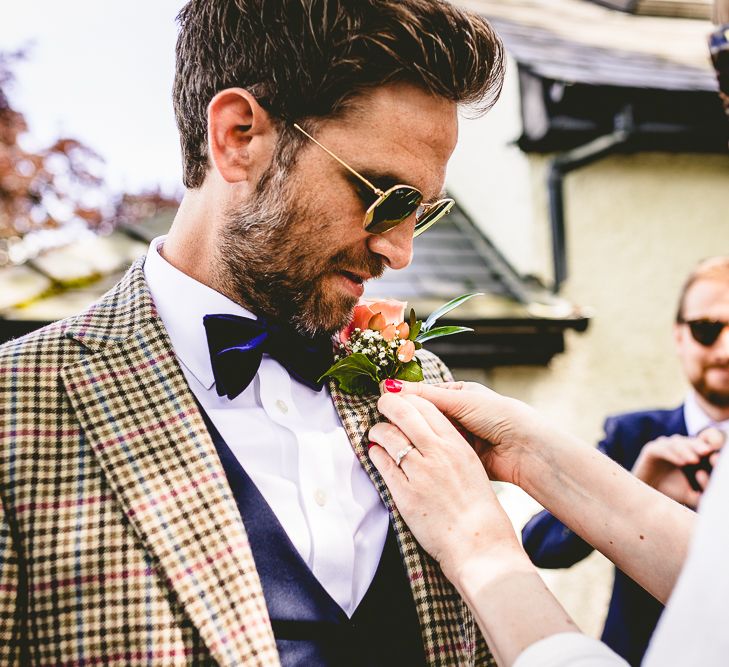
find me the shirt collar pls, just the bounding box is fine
[684,390,729,436]
[143,235,256,390]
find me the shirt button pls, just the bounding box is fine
[314,489,327,507]
[275,399,289,414]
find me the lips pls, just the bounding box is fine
[339,269,366,285]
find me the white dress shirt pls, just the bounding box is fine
[683,390,729,437]
[143,236,388,616]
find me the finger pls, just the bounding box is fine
[683,487,702,509]
[379,379,486,421]
[695,469,711,492]
[669,437,712,465]
[400,394,463,442]
[377,393,447,456]
[368,443,411,493]
[660,435,705,463]
[643,441,697,467]
[381,379,472,394]
[698,427,726,451]
[368,422,424,470]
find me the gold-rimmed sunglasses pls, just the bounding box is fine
[293,123,454,238]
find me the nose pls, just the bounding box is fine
[365,217,416,270]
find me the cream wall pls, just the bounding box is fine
[446,58,729,636]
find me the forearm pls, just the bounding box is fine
[516,426,695,603]
[447,545,578,667]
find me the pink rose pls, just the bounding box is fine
[340,298,407,343]
[365,299,407,326]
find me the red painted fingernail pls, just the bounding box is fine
[384,379,402,393]
[368,441,377,450]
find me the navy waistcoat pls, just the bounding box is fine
[199,407,427,666]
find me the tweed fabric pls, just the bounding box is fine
[331,357,495,667]
[0,258,495,666]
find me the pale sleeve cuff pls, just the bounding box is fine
[513,632,629,667]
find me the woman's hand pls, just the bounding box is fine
[369,391,585,666]
[379,379,556,486]
[368,391,523,581]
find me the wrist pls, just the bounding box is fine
[511,415,585,497]
[443,539,533,596]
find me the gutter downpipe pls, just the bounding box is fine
[547,106,634,293]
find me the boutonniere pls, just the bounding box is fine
[320,293,481,395]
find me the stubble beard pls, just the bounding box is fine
[216,163,384,337]
[694,370,729,408]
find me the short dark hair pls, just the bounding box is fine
[173,0,505,188]
[676,256,729,321]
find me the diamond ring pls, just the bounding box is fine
[394,444,415,467]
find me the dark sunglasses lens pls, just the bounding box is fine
[365,187,422,234]
[413,200,455,238]
[689,321,725,346]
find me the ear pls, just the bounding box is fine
[674,321,685,349]
[207,87,276,184]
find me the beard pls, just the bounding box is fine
[215,161,385,337]
[693,368,729,408]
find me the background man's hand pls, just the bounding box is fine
[632,428,725,508]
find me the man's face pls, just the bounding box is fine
[216,83,458,336]
[675,279,729,407]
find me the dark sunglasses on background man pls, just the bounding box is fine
[680,319,729,347]
[294,123,455,237]
[709,23,729,119]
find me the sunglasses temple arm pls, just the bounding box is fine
[293,123,383,196]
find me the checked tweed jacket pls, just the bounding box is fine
[0,259,495,666]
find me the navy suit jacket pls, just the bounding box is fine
[521,406,687,666]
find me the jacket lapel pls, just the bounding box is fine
[329,380,474,665]
[60,260,279,667]
[671,405,688,436]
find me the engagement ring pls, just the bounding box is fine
[395,444,415,467]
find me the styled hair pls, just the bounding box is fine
[173,0,505,188]
[676,257,729,321]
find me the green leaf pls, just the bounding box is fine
[422,292,483,332]
[408,319,422,341]
[408,307,416,331]
[318,353,380,395]
[394,360,424,382]
[415,325,474,343]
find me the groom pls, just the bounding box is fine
[0,1,504,665]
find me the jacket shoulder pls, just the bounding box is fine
[604,407,685,438]
[0,259,149,378]
[0,317,82,369]
[601,406,685,466]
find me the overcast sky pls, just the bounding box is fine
[2,1,186,195]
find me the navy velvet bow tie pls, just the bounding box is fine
[203,313,334,399]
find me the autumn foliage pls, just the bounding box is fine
[0,50,180,246]
[0,50,108,239]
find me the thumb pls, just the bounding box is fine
[698,426,726,451]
